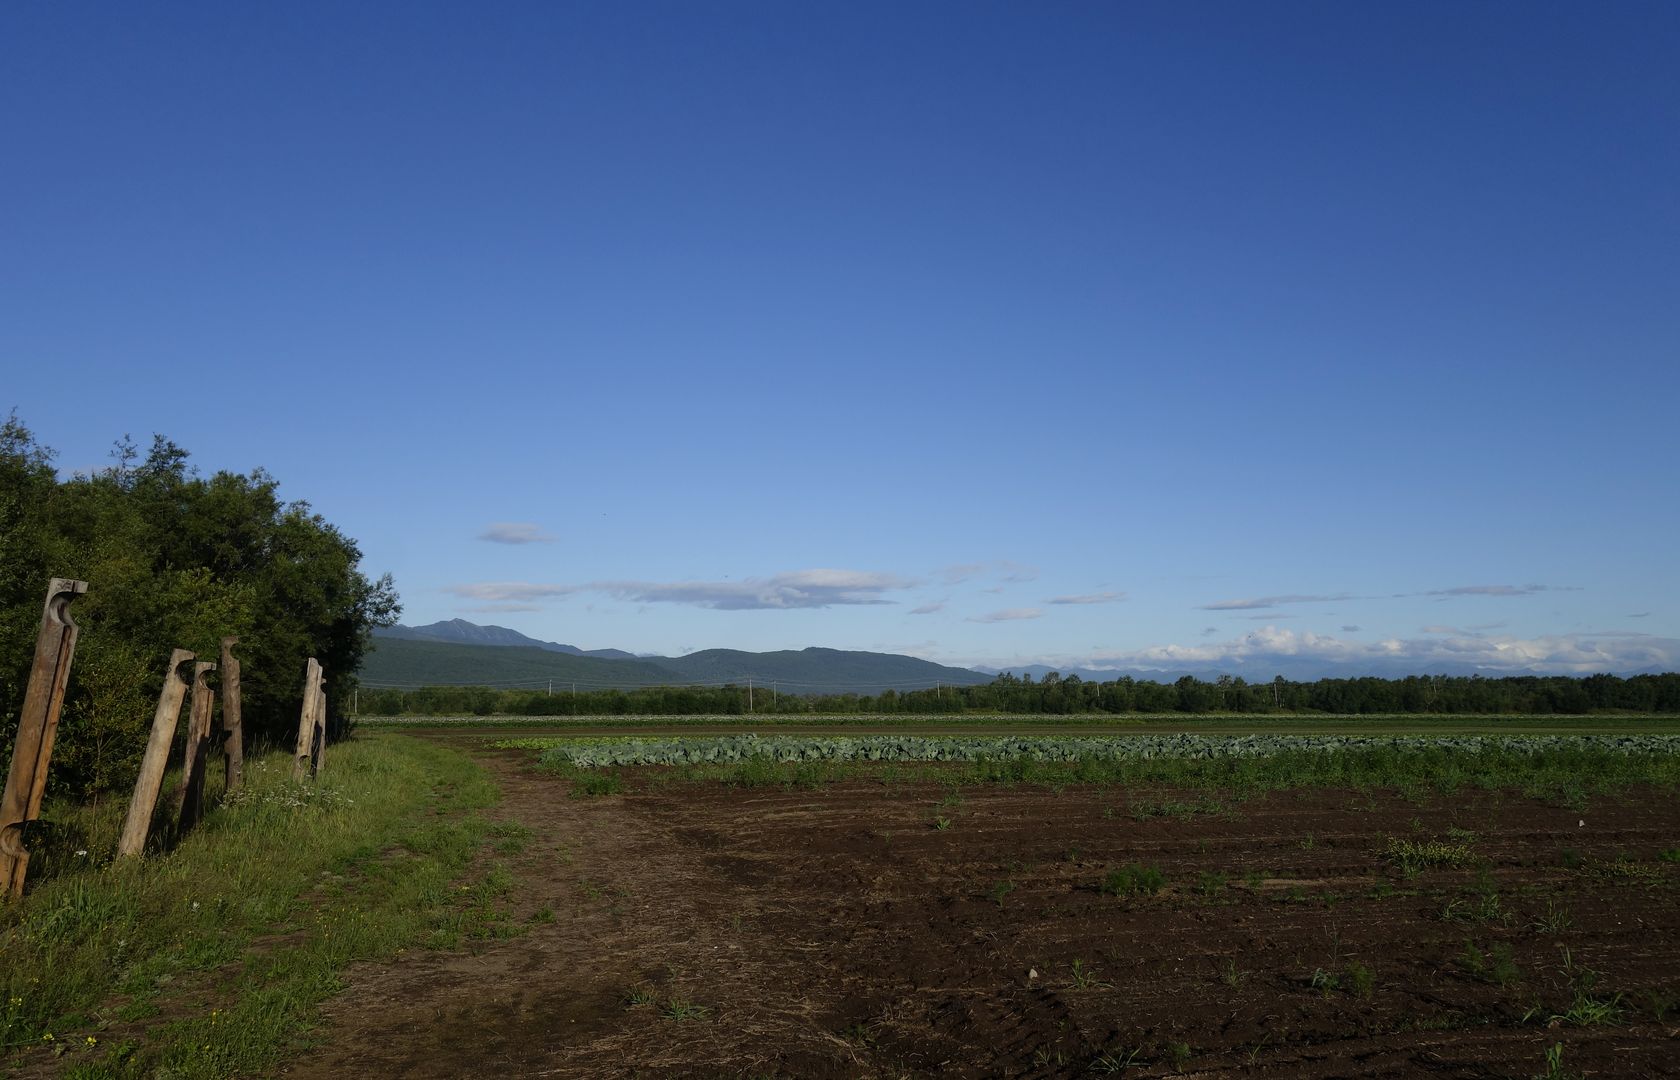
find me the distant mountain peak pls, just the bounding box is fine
[373,620,636,660]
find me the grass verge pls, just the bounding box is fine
[1,732,503,1079]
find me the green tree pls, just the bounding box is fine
[0,418,399,795]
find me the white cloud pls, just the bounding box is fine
[1422,621,1506,636]
[1024,626,1678,676]
[477,522,556,544]
[445,582,578,602]
[594,569,915,610]
[1200,593,1353,611]
[942,561,1038,585]
[909,601,946,615]
[968,608,1043,624]
[1417,584,1572,601]
[457,603,543,613]
[1047,591,1128,606]
[446,569,916,611]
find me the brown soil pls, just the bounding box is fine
[284,748,1680,1079]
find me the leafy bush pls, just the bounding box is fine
[1,418,398,796]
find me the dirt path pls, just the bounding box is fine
[283,750,864,1079]
[284,745,1680,1078]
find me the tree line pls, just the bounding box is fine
[361,669,1680,718]
[0,416,398,796]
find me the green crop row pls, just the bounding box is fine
[501,733,1680,769]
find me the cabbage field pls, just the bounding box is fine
[496,731,1680,769]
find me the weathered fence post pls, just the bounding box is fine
[174,661,217,832]
[292,658,322,781]
[0,578,88,900]
[117,649,196,858]
[309,675,328,778]
[219,636,243,795]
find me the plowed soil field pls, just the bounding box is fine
[286,748,1680,1079]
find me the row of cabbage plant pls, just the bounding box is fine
[503,733,1680,769]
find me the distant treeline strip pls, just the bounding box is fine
[360,671,1680,718]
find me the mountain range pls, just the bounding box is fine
[366,621,993,695]
[366,620,1667,693]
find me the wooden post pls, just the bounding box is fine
[0,578,88,900]
[117,649,195,858]
[309,674,327,778]
[219,636,243,795]
[292,658,322,781]
[174,661,217,832]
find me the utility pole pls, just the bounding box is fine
[747,676,753,713]
[547,678,552,697]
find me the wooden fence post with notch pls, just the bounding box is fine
[117,648,196,858]
[0,578,89,900]
[219,637,243,795]
[309,674,328,778]
[174,661,217,833]
[292,658,322,781]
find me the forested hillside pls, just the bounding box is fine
[360,639,993,695]
[362,638,679,688]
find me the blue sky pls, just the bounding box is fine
[4,2,1676,674]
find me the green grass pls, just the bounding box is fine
[659,998,710,1022]
[1549,950,1623,1026]
[0,733,504,1078]
[1067,958,1110,990]
[1460,941,1523,988]
[1099,864,1165,898]
[1578,852,1672,887]
[1532,1042,1583,1080]
[1128,795,1229,820]
[1530,899,1572,935]
[1382,837,1475,874]
[1345,960,1376,999]
[563,770,624,797]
